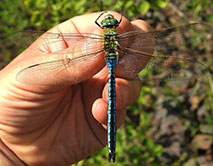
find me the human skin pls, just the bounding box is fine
[0,11,151,166]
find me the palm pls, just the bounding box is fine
[0,77,108,166]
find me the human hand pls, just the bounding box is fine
[0,11,150,166]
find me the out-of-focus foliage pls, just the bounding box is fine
[0,0,212,34]
[0,0,213,166]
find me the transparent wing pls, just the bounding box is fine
[12,31,105,85]
[16,48,104,85]
[12,23,213,85]
[118,23,213,83]
[7,30,104,54]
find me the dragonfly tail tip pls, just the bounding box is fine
[108,152,116,163]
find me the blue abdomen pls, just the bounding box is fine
[106,52,117,162]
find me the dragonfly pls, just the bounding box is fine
[7,11,212,162]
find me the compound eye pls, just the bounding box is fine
[105,14,113,19]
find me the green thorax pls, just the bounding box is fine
[100,14,120,56]
[102,28,118,51]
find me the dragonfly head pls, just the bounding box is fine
[100,14,120,28]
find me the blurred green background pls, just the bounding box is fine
[0,0,213,166]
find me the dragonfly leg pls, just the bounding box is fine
[95,11,108,28]
[118,9,123,24]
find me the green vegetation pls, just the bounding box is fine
[0,0,213,165]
